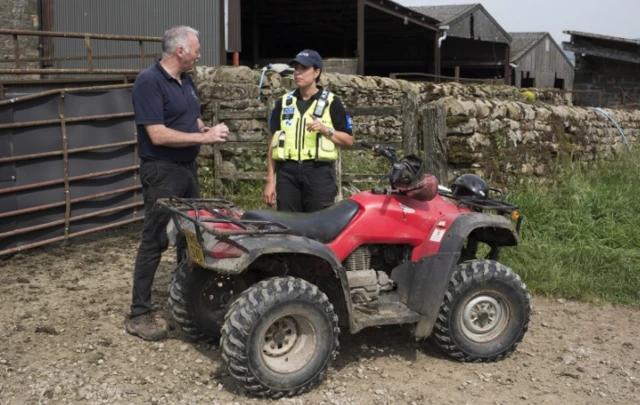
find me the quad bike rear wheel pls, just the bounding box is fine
[168,263,246,341]
[433,260,531,362]
[220,277,339,398]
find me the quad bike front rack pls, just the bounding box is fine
[438,188,523,234]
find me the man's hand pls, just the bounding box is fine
[306,114,329,136]
[199,126,211,133]
[202,123,230,144]
[263,180,276,206]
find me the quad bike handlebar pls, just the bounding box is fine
[360,141,399,163]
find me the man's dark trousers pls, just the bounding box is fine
[130,159,199,316]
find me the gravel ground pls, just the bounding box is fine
[1,225,639,405]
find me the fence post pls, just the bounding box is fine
[212,102,222,196]
[422,102,448,184]
[402,92,419,155]
[58,91,71,239]
[85,36,93,72]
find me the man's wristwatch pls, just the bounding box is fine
[327,127,335,138]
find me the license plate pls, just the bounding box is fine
[183,228,206,267]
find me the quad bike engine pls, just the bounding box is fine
[344,245,410,303]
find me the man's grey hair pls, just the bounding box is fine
[162,26,199,56]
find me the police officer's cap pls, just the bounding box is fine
[290,49,323,70]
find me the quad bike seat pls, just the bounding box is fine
[241,200,360,243]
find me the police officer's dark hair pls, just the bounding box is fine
[314,66,322,84]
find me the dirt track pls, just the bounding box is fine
[1,225,639,405]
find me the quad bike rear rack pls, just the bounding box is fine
[156,196,291,237]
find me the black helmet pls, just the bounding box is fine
[390,154,424,189]
[451,174,489,199]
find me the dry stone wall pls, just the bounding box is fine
[195,66,639,188]
[442,94,639,185]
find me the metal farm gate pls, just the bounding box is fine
[0,85,142,256]
[0,28,167,256]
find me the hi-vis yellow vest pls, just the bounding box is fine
[271,90,338,162]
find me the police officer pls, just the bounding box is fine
[263,49,353,212]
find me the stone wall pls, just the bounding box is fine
[195,66,640,188]
[323,58,358,75]
[0,0,40,78]
[443,96,639,185]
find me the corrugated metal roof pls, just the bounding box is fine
[409,4,479,24]
[510,32,547,61]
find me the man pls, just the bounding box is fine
[126,26,229,341]
[263,49,353,212]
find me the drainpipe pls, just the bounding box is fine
[438,25,450,48]
[435,25,449,83]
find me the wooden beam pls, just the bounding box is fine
[357,0,365,75]
[219,0,226,65]
[441,60,505,68]
[422,104,448,184]
[349,106,402,116]
[434,34,441,80]
[401,94,419,155]
[504,44,510,85]
[218,109,267,120]
[563,42,640,65]
[252,0,259,67]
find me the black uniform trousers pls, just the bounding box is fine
[275,160,338,213]
[130,159,199,316]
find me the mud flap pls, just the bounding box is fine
[391,252,460,338]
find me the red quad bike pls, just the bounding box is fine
[158,141,531,398]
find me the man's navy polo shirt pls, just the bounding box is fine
[132,60,201,163]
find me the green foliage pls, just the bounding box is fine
[501,150,640,305]
[220,180,270,211]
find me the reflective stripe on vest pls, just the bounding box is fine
[271,91,337,162]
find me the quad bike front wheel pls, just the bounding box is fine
[168,263,246,341]
[220,277,339,398]
[433,260,531,362]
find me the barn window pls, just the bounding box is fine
[522,77,535,88]
[470,15,475,38]
[554,73,565,89]
[546,39,550,52]
[521,71,535,88]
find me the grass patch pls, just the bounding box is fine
[219,180,270,211]
[501,150,640,305]
[341,149,395,175]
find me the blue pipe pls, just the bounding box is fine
[590,107,632,152]
[257,64,273,101]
